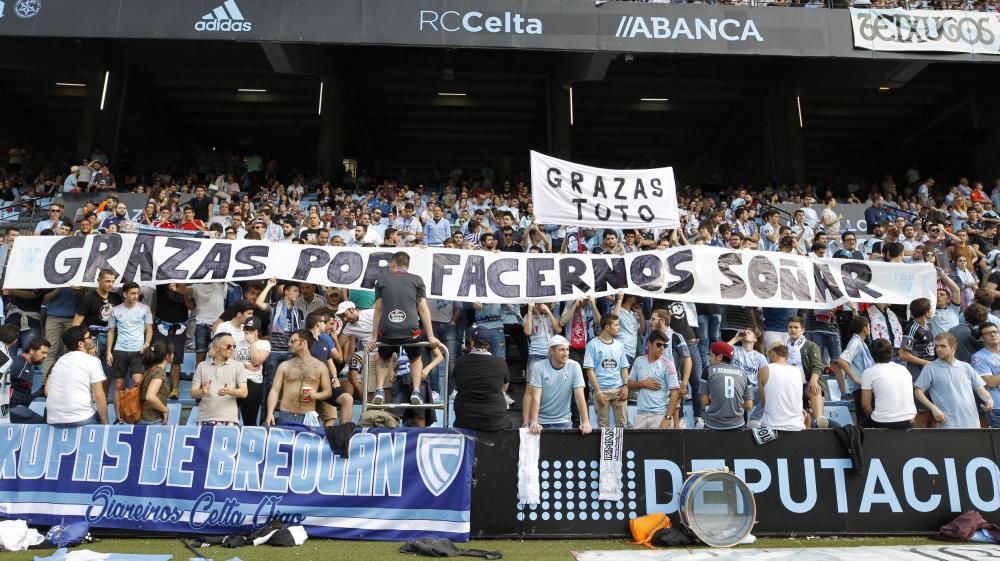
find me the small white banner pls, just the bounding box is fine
[3,234,935,308]
[529,151,680,229]
[850,8,1000,55]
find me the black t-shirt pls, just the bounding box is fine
[188,196,213,222]
[375,270,426,339]
[75,290,122,328]
[9,291,44,313]
[154,284,189,323]
[300,228,321,243]
[453,352,511,431]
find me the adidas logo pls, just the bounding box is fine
[195,0,252,32]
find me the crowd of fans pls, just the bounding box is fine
[2,148,1000,434]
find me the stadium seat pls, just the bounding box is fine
[181,354,197,377]
[167,402,182,425]
[29,401,45,416]
[825,405,854,426]
[185,406,199,425]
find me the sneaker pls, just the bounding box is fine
[815,415,830,429]
[169,387,179,400]
[113,419,127,425]
[677,417,687,429]
[372,389,385,405]
[746,419,762,429]
[504,393,515,407]
[431,390,441,403]
[694,417,706,429]
[410,392,424,405]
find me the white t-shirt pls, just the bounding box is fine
[46,351,106,424]
[214,320,248,349]
[761,362,804,432]
[861,362,917,423]
[193,283,226,325]
[340,308,375,347]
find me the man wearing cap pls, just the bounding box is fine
[627,330,680,429]
[525,334,592,434]
[337,300,381,400]
[453,325,511,432]
[702,341,752,431]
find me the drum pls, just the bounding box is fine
[678,470,756,547]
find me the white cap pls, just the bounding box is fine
[549,335,570,348]
[335,301,357,316]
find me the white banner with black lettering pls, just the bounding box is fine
[3,234,934,308]
[529,151,680,229]
[850,8,1000,55]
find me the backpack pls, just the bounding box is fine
[629,512,673,548]
[118,384,143,424]
[936,511,1000,542]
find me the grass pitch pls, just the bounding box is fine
[0,536,940,561]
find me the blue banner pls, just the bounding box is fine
[0,425,474,541]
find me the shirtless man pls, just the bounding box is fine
[264,329,333,426]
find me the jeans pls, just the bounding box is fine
[5,313,42,356]
[9,404,44,424]
[541,422,573,430]
[807,331,842,364]
[696,314,721,374]
[482,326,506,360]
[988,410,1000,429]
[431,321,459,393]
[686,342,703,418]
[277,410,307,425]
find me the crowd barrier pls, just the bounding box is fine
[2,425,998,540]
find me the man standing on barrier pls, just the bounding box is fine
[584,313,629,428]
[370,252,439,406]
[524,335,591,434]
[265,329,332,426]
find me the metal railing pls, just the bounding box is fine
[362,341,451,427]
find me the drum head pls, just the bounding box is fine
[680,472,756,547]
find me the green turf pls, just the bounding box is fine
[0,536,943,561]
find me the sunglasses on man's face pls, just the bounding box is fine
[652,342,667,349]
